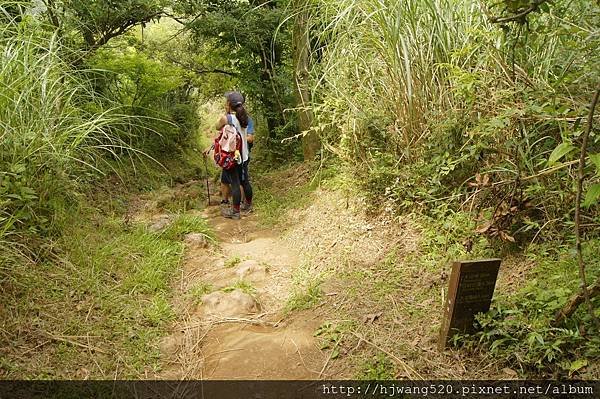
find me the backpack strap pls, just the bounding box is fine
[226,113,234,126]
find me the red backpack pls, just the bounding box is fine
[213,117,242,170]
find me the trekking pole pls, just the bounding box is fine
[202,153,211,206]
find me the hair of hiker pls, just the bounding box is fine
[233,103,248,128]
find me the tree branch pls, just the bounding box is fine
[162,11,188,25]
[79,10,164,52]
[487,0,550,24]
[554,84,600,327]
[554,278,600,326]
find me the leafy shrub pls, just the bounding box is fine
[471,241,600,376]
[87,46,200,154]
[0,20,134,253]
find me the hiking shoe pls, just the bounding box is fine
[240,202,253,213]
[221,207,241,220]
[219,200,231,213]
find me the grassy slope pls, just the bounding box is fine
[253,163,600,379]
[0,154,213,378]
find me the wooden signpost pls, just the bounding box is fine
[438,258,502,350]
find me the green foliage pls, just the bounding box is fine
[285,278,323,313]
[469,241,600,376]
[584,184,600,208]
[222,280,257,296]
[307,0,600,242]
[415,209,495,266]
[547,142,576,167]
[87,37,201,153]
[314,321,354,360]
[90,48,183,107]
[0,206,186,377]
[358,354,396,380]
[143,294,176,326]
[185,0,299,159]
[188,282,214,304]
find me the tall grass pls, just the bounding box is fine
[0,14,134,264]
[306,0,496,154]
[305,0,599,216]
[305,0,598,153]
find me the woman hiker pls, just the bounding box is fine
[214,91,253,219]
[218,114,255,212]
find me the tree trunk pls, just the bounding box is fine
[293,0,319,160]
[258,50,285,141]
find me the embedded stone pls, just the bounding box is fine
[235,260,267,281]
[184,233,210,249]
[200,290,259,317]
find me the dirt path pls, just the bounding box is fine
[159,201,328,380]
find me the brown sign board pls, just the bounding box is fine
[438,258,501,351]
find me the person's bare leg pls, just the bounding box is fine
[221,183,231,202]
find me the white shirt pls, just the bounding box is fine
[228,113,249,162]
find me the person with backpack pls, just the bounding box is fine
[212,91,253,220]
[213,115,254,211]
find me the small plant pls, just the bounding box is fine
[222,280,256,295]
[314,321,355,360]
[188,282,213,304]
[224,256,242,269]
[143,294,176,327]
[285,279,323,313]
[358,354,396,380]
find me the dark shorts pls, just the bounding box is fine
[220,169,231,184]
[220,160,250,184]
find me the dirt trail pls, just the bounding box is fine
[159,201,327,380]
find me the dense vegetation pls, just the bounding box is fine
[302,0,600,376]
[1,0,599,379]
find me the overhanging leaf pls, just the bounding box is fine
[588,153,600,175]
[548,142,575,166]
[583,183,600,208]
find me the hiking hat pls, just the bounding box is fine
[225,91,245,107]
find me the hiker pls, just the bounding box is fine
[218,115,255,208]
[214,91,253,219]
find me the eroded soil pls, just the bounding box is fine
[158,202,328,380]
